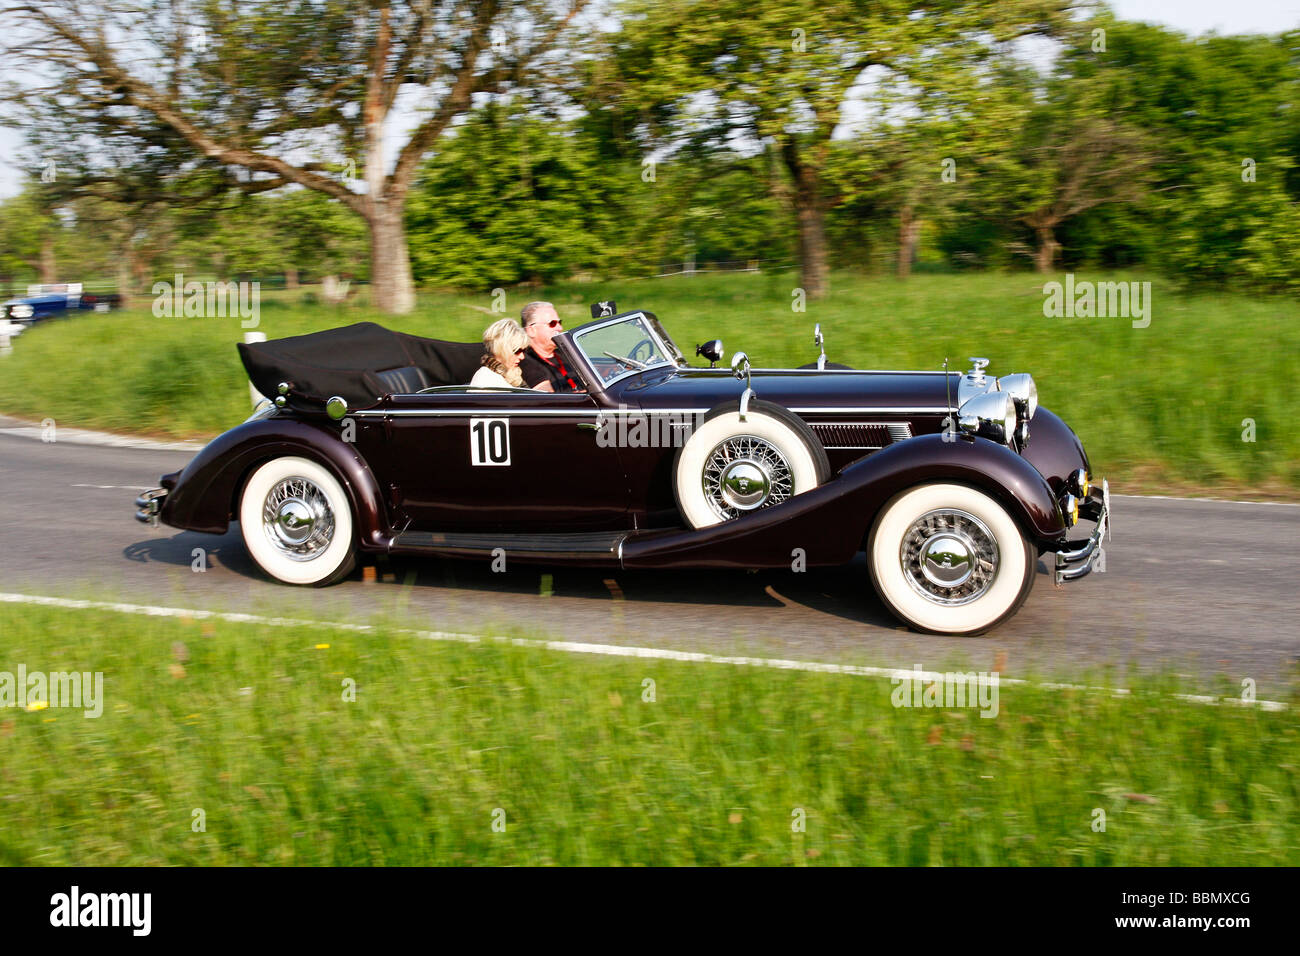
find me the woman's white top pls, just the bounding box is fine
[469,365,514,389]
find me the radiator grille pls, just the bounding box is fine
[810,421,912,449]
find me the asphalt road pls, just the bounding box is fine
[1,430,1296,696]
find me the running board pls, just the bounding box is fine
[391,529,628,565]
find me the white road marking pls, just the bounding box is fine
[1112,493,1300,508]
[0,420,203,453]
[0,590,1285,712]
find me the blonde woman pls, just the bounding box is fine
[470,318,532,389]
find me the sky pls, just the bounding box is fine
[1,0,1297,200]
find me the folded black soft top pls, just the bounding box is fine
[238,322,484,406]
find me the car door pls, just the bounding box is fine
[356,387,630,533]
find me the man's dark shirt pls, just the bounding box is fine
[520,346,581,392]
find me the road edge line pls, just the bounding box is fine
[0,590,1286,712]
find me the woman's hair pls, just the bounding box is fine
[481,318,528,387]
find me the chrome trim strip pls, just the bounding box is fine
[350,405,945,418]
[760,369,960,376]
[809,420,904,428]
[351,408,603,418]
[791,406,948,415]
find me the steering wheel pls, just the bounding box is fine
[629,337,656,364]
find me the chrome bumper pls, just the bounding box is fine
[1053,478,1110,587]
[135,487,167,527]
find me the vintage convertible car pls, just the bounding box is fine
[134,305,1109,635]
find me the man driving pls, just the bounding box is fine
[519,301,582,393]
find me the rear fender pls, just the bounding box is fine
[160,418,391,550]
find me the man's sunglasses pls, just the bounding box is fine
[529,318,562,329]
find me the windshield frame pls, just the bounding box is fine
[570,311,678,389]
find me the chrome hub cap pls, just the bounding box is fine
[900,509,998,606]
[263,477,335,561]
[702,436,791,520]
[719,460,770,510]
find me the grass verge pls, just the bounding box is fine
[2,602,1296,865]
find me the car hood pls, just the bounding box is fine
[615,366,957,415]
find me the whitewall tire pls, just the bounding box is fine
[867,482,1035,635]
[239,456,356,586]
[673,400,830,529]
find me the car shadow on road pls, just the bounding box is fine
[123,530,900,629]
[123,530,257,576]
[385,551,898,626]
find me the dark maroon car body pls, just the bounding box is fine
[137,309,1105,589]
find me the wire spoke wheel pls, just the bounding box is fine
[701,435,792,521]
[868,483,1034,635]
[899,508,999,606]
[261,476,336,561]
[673,400,830,530]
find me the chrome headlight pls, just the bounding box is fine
[10,304,33,319]
[999,373,1038,420]
[957,390,1017,445]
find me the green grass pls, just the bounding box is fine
[2,602,1297,865]
[2,271,1297,496]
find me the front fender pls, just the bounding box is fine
[838,432,1068,546]
[159,418,392,550]
[621,432,1067,570]
[1018,406,1092,497]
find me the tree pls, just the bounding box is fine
[0,184,63,288]
[2,0,590,313]
[1056,18,1300,286]
[611,0,1074,298]
[406,103,623,287]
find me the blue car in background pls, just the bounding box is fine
[0,285,121,333]
[1,292,75,326]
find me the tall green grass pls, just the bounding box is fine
[1,272,1296,495]
[1,603,1296,865]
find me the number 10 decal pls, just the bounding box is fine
[470,418,511,466]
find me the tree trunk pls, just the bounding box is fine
[897,206,921,279]
[116,248,134,306]
[284,267,299,290]
[368,203,415,314]
[39,233,57,285]
[1034,224,1059,273]
[780,140,829,300]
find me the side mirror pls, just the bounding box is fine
[696,339,724,367]
[730,350,751,383]
[813,323,826,370]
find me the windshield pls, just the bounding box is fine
[572,313,674,386]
